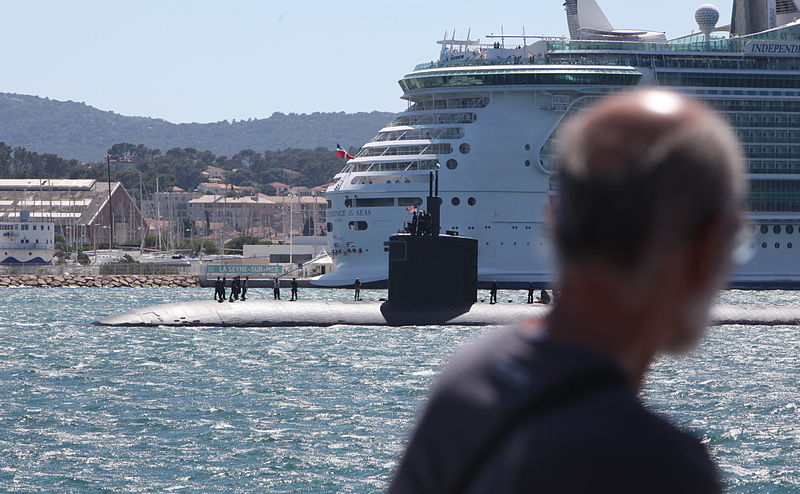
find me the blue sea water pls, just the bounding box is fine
[0,287,797,492]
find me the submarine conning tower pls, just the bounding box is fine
[387,170,478,306]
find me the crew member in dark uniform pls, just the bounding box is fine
[214,276,222,302]
[489,281,498,304]
[290,278,298,301]
[272,277,281,300]
[535,289,551,305]
[354,278,362,301]
[527,282,535,304]
[220,276,227,302]
[390,90,742,493]
[229,275,240,302]
[241,276,248,301]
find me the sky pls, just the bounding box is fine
[0,0,734,123]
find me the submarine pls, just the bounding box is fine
[95,172,800,328]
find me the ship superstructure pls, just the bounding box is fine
[319,0,800,288]
[0,212,55,265]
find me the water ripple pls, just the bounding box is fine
[0,288,796,491]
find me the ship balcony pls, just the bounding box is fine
[0,243,51,250]
[345,155,441,173]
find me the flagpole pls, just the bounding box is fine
[106,154,114,251]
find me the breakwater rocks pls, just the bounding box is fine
[0,274,199,288]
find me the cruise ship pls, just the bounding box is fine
[0,212,55,265]
[318,0,800,288]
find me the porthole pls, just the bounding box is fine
[348,221,368,231]
[468,197,477,206]
[525,144,531,151]
[789,225,795,234]
[446,159,458,170]
[775,242,780,249]
[761,225,768,235]
[762,242,768,249]
[774,225,782,234]
[451,197,460,206]
[790,243,794,249]
[459,143,471,154]
[525,160,531,167]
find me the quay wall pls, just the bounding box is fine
[0,274,199,288]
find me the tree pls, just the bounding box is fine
[224,235,270,252]
[179,239,219,256]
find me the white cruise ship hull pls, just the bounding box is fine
[316,3,800,289]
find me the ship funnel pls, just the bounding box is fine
[731,0,777,36]
[564,0,614,39]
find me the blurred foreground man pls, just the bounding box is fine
[389,90,745,494]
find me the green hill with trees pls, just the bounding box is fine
[0,92,395,162]
[0,141,354,198]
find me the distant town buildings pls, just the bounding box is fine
[187,193,327,241]
[0,175,330,253]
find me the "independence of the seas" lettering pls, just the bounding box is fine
[745,41,800,56]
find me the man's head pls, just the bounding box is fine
[554,89,745,353]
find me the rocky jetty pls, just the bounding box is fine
[0,274,199,288]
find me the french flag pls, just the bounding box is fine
[336,144,354,160]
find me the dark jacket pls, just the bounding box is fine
[389,326,721,494]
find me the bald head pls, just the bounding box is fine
[555,89,746,272]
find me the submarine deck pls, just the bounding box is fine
[94,300,800,327]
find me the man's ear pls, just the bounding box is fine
[685,216,730,288]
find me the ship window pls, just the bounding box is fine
[525,160,531,167]
[774,225,782,234]
[326,200,332,208]
[761,225,769,235]
[345,198,396,207]
[348,221,368,231]
[789,225,795,234]
[446,159,458,170]
[468,197,477,206]
[326,223,333,232]
[762,242,768,249]
[398,197,423,207]
[790,243,794,249]
[525,144,531,151]
[459,143,471,154]
[358,198,394,207]
[775,242,781,249]
[32,226,36,230]
[452,197,460,206]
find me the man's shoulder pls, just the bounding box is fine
[390,326,720,493]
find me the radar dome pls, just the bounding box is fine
[695,4,720,37]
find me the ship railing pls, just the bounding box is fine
[413,57,544,71]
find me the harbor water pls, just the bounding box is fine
[0,288,797,492]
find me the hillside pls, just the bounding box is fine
[0,93,395,162]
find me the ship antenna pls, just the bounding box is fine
[501,25,505,48]
[522,25,527,47]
